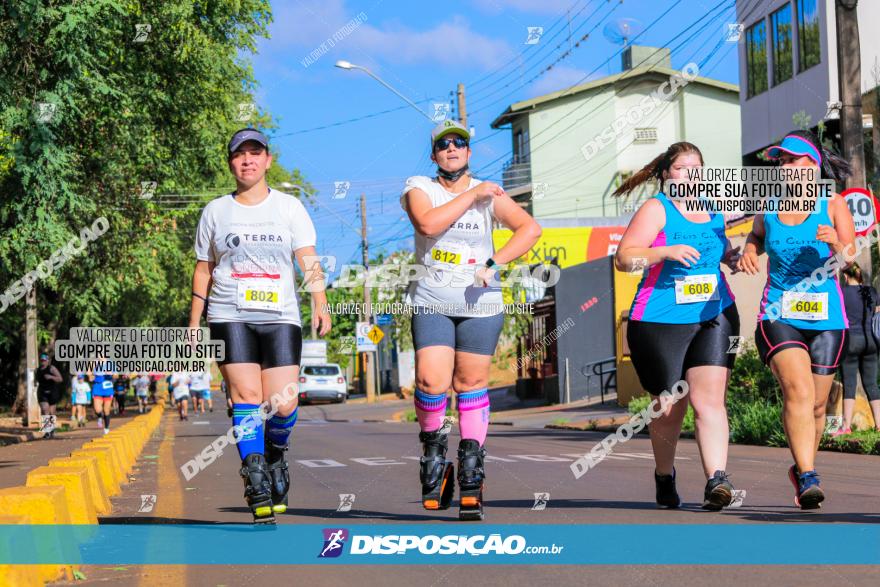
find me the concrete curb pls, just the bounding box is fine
[544,415,633,432]
[0,403,165,583]
[26,466,97,525]
[0,429,40,446]
[48,456,110,515]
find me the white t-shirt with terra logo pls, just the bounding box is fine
[400,176,503,317]
[195,189,317,325]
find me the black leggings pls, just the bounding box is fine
[839,330,880,401]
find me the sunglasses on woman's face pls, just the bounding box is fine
[433,136,469,151]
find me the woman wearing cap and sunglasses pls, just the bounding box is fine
[738,130,854,509]
[401,120,541,520]
[190,128,331,524]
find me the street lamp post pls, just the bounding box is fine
[334,60,435,123]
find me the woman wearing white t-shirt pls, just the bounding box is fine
[188,370,212,414]
[190,128,331,524]
[171,371,191,420]
[401,120,541,520]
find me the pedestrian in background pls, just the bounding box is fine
[72,373,91,427]
[113,373,130,415]
[36,352,63,439]
[171,371,191,421]
[837,262,880,434]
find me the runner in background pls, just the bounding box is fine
[738,130,855,509]
[171,371,191,421]
[836,263,880,434]
[72,373,91,427]
[165,373,174,406]
[189,369,212,414]
[615,142,741,510]
[90,359,114,435]
[401,120,541,520]
[148,372,160,404]
[113,373,130,415]
[222,379,233,417]
[133,372,151,414]
[36,352,63,439]
[190,128,331,524]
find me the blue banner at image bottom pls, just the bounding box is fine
[0,524,878,565]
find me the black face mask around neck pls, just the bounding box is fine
[437,164,470,182]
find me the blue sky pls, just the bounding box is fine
[250,0,742,269]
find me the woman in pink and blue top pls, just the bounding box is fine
[615,142,740,511]
[738,130,854,509]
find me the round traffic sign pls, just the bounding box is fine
[842,188,878,236]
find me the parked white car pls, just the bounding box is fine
[298,364,347,404]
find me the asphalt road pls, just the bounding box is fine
[63,405,880,586]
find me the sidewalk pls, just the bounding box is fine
[0,410,148,490]
[310,386,632,430]
[490,388,630,429]
[299,393,410,423]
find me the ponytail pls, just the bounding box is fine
[784,130,852,182]
[613,142,704,198]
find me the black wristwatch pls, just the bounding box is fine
[484,258,497,269]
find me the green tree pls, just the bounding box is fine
[0,1,313,409]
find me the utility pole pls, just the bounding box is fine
[836,0,870,276]
[457,83,467,128]
[310,297,317,339]
[311,238,321,338]
[361,193,376,403]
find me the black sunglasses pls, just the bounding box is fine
[433,136,469,151]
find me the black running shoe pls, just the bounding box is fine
[702,470,734,511]
[655,468,681,508]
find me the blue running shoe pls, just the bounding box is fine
[796,469,824,510]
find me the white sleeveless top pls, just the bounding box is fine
[400,176,503,317]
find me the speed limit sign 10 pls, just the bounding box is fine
[842,188,879,236]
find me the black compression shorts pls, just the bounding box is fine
[411,311,504,355]
[209,322,303,369]
[627,304,740,395]
[754,320,847,375]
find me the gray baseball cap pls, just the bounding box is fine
[228,128,270,155]
[431,120,470,143]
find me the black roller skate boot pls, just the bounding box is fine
[239,453,275,524]
[457,439,486,521]
[266,442,290,514]
[419,420,455,510]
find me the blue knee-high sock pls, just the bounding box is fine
[233,403,265,460]
[266,407,298,448]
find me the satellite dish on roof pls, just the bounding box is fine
[602,18,644,47]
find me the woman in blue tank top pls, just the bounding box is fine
[90,359,115,435]
[738,130,854,509]
[616,142,741,511]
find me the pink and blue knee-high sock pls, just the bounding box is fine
[414,389,448,432]
[457,388,490,445]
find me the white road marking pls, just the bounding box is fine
[350,457,405,466]
[294,452,690,469]
[296,459,346,468]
